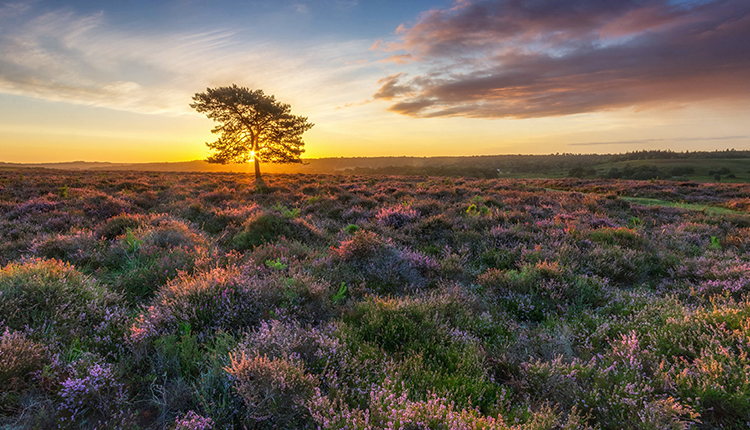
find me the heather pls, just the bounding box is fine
[1,170,750,428]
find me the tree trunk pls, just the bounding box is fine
[254,156,261,181]
[253,139,262,182]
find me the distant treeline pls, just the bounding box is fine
[568,165,700,180]
[339,154,604,177]
[610,149,750,161]
[337,149,750,178]
[3,149,749,177]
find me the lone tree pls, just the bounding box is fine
[191,84,314,181]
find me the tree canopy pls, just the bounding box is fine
[191,85,314,180]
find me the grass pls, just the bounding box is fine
[619,196,742,214]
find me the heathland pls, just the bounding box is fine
[1,169,750,429]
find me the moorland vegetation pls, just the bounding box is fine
[1,170,750,429]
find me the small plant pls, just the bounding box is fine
[466,203,490,216]
[272,202,300,219]
[57,185,69,198]
[710,236,722,249]
[123,227,143,255]
[332,282,347,304]
[265,257,288,271]
[344,224,359,234]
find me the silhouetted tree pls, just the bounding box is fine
[191,85,314,181]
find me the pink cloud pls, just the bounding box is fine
[373,0,750,118]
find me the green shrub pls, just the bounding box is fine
[341,294,507,412]
[589,227,647,249]
[477,261,607,314]
[233,212,321,250]
[309,377,592,430]
[96,213,147,240]
[30,230,101,270]
[0,259,126,353]
[130,268,262,344]
[100,219,209,302]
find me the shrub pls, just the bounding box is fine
[140,218,205,249]
[225,352,318,428]
[0,259,126,354]
[577,244,654,285]
[130,268,262,344]
[185,203,258,235]
[0,328,50,396]
[240,320,341,376]
[477,261,607,314]
[78,190,133,220]
[96,213,147,240]
[327,230,438,295]
[100,218,209,301]
[58,359,135,429]
[588,227,647,249]
[309,378,593,430]
[374,205,419,228]
[413,214,457,249]
[233,212,322,250]
[29,230,101,269]
[523,333,701,430]
[340,294,507,412]
[131,263,333,346]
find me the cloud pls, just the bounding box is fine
[373,0,750,119]
[0,4,377,116]
[372,73,413,100]
[0,2,30,18]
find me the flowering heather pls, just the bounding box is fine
[225,351,318,427]
[1,170,750,428]
[0,328,49,393]
[129,267,262,344]
[327,230,438,294]
[374,205,419,228]
[239,320,341,374]
[58,360,135,429]
[309,378,594,430]
[0,259,126,354]
[172,410,214,430]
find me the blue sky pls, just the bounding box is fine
[1,0,749,162]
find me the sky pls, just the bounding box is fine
[1,0,749,162]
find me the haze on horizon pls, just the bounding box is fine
[1,0,749,163]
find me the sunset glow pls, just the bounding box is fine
[1,0,749,162]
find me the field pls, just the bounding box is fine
[2,169,750,429]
